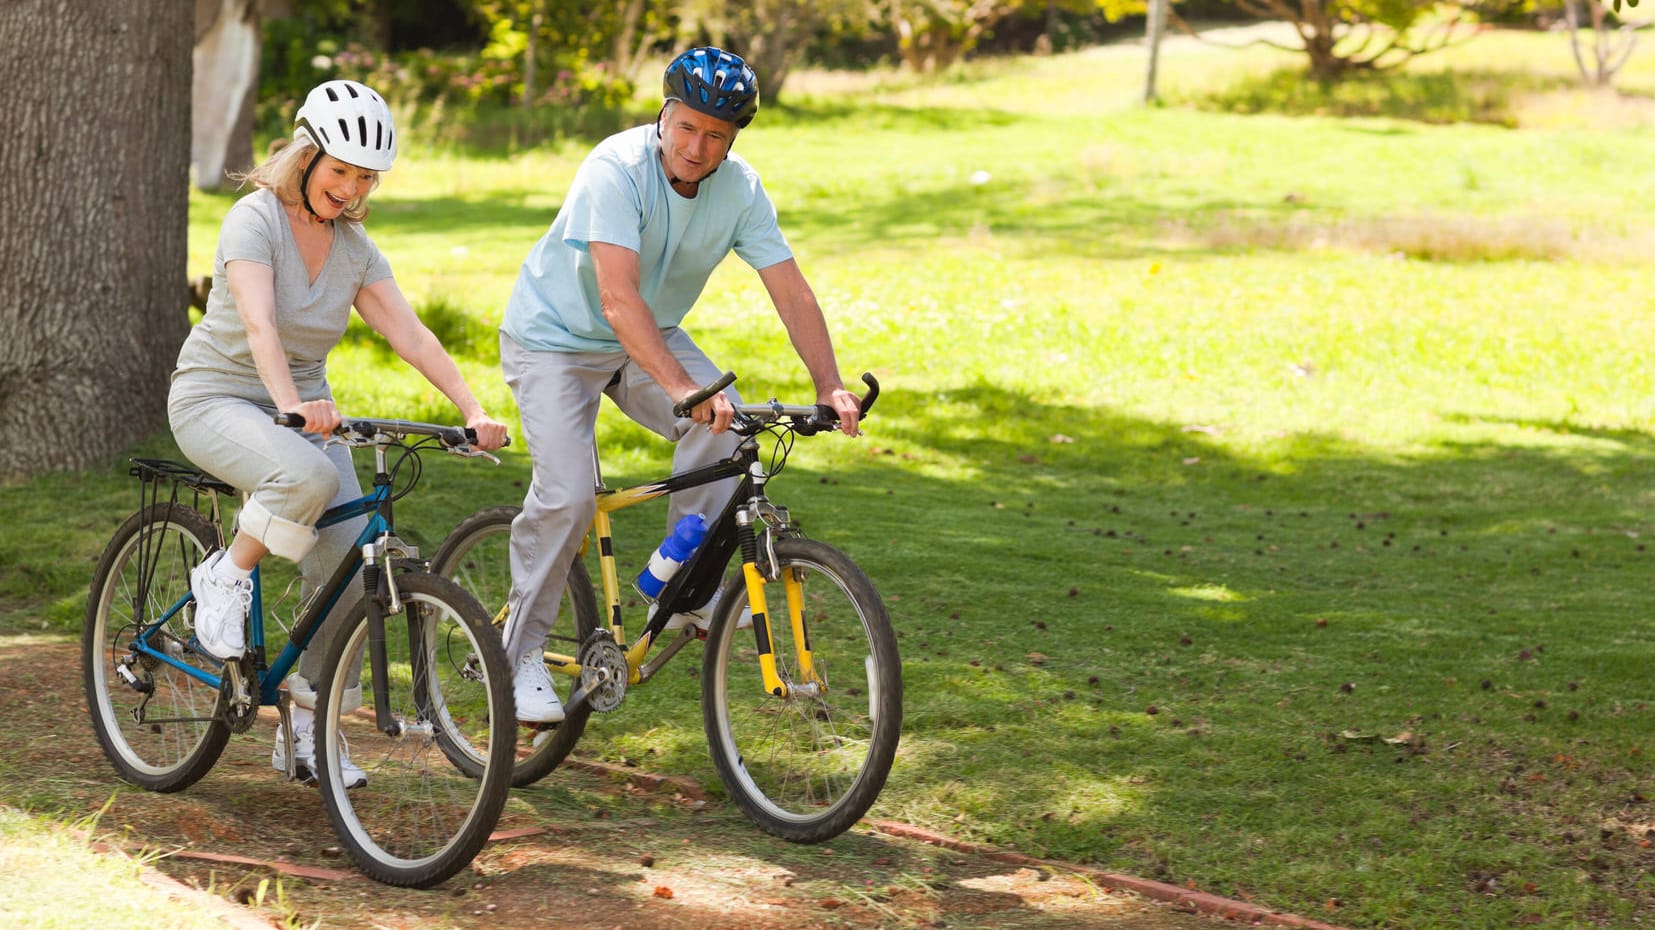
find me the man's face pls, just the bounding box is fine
[659,102,738,184]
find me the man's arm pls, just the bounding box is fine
[590,241,734,432]
[757,258,861,436]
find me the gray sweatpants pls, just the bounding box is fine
[167,388,367,686]
[499,329,739,662]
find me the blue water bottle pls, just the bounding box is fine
[635,513,708,600]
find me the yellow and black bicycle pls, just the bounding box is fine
[432,372,901,843]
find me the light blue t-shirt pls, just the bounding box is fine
[501,123,793,353]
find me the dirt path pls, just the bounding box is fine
[1,637,1334,930]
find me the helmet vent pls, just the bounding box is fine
[358,117,368,148]
[346,83,360,98]
[325,87,339,102]
[375,123,383,150]
[336,117,351,142]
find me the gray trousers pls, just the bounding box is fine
[499,329,739,662]
[167,388,367,686]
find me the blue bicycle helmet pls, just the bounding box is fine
[663,47,759,128]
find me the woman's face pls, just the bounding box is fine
[658,103,737,185]
[306,154,377,218]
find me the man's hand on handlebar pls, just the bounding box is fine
[683,389,736,435]
[824,388,861,437]
[464,413,510,451]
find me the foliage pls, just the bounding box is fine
[883,0,1147,71]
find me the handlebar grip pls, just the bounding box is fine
[275,412,306,429]
[672,371,737,418]
[858,372,880,419]
[459,428,511,448]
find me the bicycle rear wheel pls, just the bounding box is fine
[83,504,230,792]
[313,572,513,887]
[702,537,903,843]
[430,505,598,787]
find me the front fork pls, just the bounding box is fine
[736,509,820,699]
[361,538,415,737]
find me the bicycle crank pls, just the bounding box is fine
[575,631,629,713]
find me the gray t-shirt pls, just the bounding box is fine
[172,188,393,402]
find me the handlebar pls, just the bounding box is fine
[274,413,509,452]
[672,371,880,436]
[671,371,739,419]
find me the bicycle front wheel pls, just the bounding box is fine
[702,537,903,843]
[83,503,230,792]
[430,505,598,788]
[314,572,514,888]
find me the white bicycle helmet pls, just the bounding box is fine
[293,79,397,172]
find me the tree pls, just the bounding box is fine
[0,1,193,479]
[193,0,261,191]
[1186,0,1483,82]
[678,0,865,103]
[1562,0,1641,86]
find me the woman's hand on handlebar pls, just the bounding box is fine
[284,399,342,437]
[464,412,510,451]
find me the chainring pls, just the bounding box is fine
[577,631,629,713]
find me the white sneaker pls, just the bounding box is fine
[513,650,565,723]
[272,704,367,789]
[663,591,753,635]
[190,550,250,660]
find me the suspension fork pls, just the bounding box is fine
[737,509,815,698]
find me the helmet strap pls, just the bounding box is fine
[298,149,324,220]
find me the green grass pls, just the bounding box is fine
[9,26,1655,929]
[0,806,262,930]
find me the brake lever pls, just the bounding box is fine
[453,447,502,465]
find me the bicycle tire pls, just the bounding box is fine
[83,503,231,792]
[701,537,903,843]
[313,572,514,887]
[430,505,598,788]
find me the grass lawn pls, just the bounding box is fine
[6,25,1655,930]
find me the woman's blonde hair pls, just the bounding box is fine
[233,138,380,222]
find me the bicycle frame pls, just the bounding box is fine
[125,440,409,708]
[545,435,810,707]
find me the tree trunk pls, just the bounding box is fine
[193,0,259,191]
[1144,0,1166,103]
[0,0,193,479]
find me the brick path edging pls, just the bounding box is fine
[868,820,1355,930]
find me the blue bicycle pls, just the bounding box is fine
[82,416,515,887]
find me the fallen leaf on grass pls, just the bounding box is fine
[653,886,674,899]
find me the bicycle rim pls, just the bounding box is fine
[315,574,513,887]
[82,504,229,792]
[703,538,903,842]
[431,506,595,787]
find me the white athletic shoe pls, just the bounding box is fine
[272,704,367,789]
[190,550,250,660]
[663,591,753,635]
[513,650,565,723]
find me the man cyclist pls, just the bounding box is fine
[498,46,861,722]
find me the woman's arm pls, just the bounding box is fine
[353,276,508,449]
[227,260,342,435]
